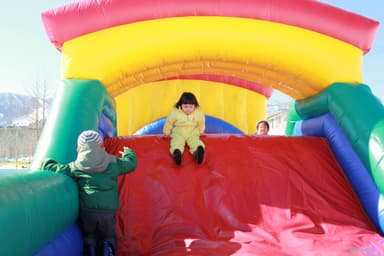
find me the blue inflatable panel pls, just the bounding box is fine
[98,112,115,138]
[34,224,83,256]
[134,115,243,135]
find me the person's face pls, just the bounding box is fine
[181,104,195,115]
[257,123,269,135]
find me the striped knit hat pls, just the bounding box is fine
[77,130,103,147]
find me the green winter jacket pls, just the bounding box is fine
[40,142,137,213]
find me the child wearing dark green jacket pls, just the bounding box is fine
[40,130,137,256]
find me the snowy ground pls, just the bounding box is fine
[0,163,29,169]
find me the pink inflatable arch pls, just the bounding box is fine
[42,0,379,53]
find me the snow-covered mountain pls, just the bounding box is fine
[0,93,48,127]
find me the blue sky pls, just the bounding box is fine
[0,1,382,103]
[0,1,73,96]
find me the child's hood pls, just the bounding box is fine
[72,142,116,173]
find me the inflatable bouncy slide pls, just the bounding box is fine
[2,0,384,255]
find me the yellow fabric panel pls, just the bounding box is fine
[115,80,266,135]
[62,16,362,100]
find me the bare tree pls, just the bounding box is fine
[0,127,11,159]
[28,80,52,141]
[0,126,37,166]
[0,82,54,166]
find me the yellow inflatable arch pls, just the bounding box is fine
[61,17,362,134]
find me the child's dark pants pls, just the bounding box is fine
[79,210,117,252]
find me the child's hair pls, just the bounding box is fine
[256,120,270,130]
[175,92,200,108]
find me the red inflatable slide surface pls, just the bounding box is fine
[104,135,384,255]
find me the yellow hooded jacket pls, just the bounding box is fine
[163,107,205,153]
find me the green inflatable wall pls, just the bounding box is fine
[0,171,78,256]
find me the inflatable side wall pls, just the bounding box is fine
[30,79,116,170]
[0,171,78,255]
[286,82,384,233]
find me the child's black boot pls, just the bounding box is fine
[194,146,204,164]
[173,149,182,165]
[86,245,96,256]
[103,241,114,256]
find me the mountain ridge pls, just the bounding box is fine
[0,93,47,127]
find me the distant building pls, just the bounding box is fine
[266,102,290,135]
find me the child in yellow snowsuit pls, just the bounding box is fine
[163,92,205,165]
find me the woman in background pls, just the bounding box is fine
[256,120,270,135]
